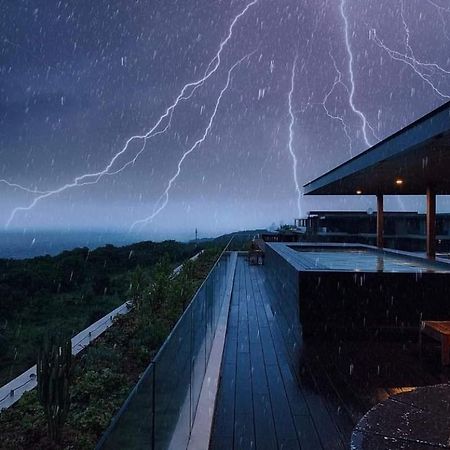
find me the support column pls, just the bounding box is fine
[376,194,384,249]
[426,186,436,259]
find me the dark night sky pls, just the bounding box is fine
[1,0,449,238]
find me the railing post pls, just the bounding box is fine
[426,186,436,259]
[376,194,384,249]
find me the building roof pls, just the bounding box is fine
[307,210,419,217]
[303,101,450,195]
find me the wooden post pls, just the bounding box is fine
[426,186,436,259]
[377,194,384,249]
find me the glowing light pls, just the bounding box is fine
[356,189,363,195]
[4,0,259,228]
[287,55,303,218]
[395,178,404,185]
[130,52,255,230]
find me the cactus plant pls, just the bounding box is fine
[130,265,147,311]
[37,334,72,443]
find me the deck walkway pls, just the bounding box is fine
[210,257,349,450]
[210,256,448,449]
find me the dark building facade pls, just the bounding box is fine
[293,211,450,253]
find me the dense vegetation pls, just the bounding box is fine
[0,244,223,449]
[0,240,200,386]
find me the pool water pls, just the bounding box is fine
[292,248,450,273]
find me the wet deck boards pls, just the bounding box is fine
[210,256,447,450]
[210,257,347,450]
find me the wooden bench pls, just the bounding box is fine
[420,321,450,366]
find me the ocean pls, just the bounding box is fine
[0,230,193,259]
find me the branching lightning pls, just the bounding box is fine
[297,50,353,157]
[339,0,379,147]
[130,52,254,230]
[370,1,450,100]
[399,0,414,58]
[4,0,258,228]
[287,55,302,219]
[6,0,450,231]
[427,0,450,41]
[322,50,354,156]
[0,180,50,195]
[370,30,450,99]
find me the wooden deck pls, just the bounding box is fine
[210,256,449,450]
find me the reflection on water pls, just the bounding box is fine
[294,249,448,273]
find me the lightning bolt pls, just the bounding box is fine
[339,0,379,147]
[370,0,450,100]
[287,55,302,219]
[427,0,450,41]
[399,0,415,58]
[296,51,353,157]
[0,180,50,195]
[131,52,254,230]
[4,0,258,228]
[370,29,450,100]
[321,50,354,157]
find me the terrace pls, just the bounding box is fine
[96,249,450,449]
[210,254,352,450]
[97,103,450,449]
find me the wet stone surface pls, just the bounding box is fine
[352,384,450,449]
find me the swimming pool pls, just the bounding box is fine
[264,242,450,338]
[287,245,450,273]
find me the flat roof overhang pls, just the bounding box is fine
[303,101,450,196]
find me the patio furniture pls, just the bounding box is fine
[248,249,264,265]
[247,239,265,265]
[420,320,450,366]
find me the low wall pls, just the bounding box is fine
[264,243,450,340]
[299,271,450,338]
[264,244,301,355]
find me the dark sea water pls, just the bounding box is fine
[0,230,192,259]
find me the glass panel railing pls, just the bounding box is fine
[189,286,206,431]
[97,363,155,449]
[154,309,192,449]
[97,248,231,450]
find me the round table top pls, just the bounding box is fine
[351,384,450,449]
